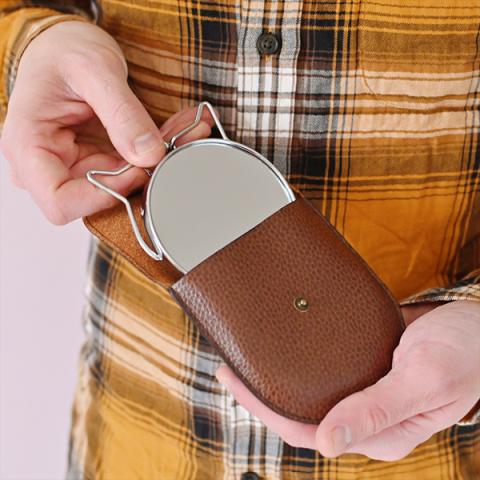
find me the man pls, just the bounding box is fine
[1,0,479,478]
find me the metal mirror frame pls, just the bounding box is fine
[143,138,295,272]
[86,101,296,272]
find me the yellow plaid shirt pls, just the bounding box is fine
[1,0,480,478]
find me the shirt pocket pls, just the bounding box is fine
[356,1,480,111]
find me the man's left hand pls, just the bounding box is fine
[215,300,480,461]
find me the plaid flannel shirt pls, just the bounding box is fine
[1,1,479,478]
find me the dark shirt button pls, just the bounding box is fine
[256,32,281,55]
[241,472,260,480]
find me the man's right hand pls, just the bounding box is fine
[0,20,214,224]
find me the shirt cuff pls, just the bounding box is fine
[399,270,480,306]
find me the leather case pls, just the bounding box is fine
[84,188,405,424]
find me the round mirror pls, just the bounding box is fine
[144,139,295,273]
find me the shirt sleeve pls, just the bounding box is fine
[0,0,99,122]
[399,269,480,305]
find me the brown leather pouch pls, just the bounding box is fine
[84,188,405,424]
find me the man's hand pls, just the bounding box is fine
[0,21,214,224]
[215,300,480,461]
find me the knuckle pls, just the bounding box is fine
[97,47,126,73]
[45,209,67,226]
[398,418,425,438]
[426,359,451,383]
[410,343,457,387]
[361,393,391,436]
[431,367,459,394]
[109,99,140,128]
[43,197,68,225]
[405,348,460,405]
[62,48,119,75]
[61,48,125,94]
[61,50,96,79]
[411,341,436,361]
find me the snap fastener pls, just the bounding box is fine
[256,32,281,55]
[294,297,309,312]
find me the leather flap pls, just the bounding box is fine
[82,189,480,425]
[169,195,405,424]
[83,193,183,288]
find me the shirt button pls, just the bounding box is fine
[241,472,260,480]
[256,32,281,55]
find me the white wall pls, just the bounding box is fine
[0,157,89,479]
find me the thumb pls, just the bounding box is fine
[68,56,167,167]
[314,364,448,457]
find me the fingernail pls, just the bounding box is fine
[134,131,162,156]
[331,425,352,455]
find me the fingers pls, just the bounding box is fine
[69,152,128,178]
[339,398,462,461]
[1,102,218,224]
[215,364,318,449]
[25,147,147,224]
[216,361,451,459]
[1,16,221,224]
[52,171,147,223]
[163,119,213,147]
[314,370,419,457]
[66,56,167,167]
[159,105,216,148]
[159,104,218,138]
[314,347,461,458]
[70,58,216,167]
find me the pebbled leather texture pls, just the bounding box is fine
[169,193,405,423]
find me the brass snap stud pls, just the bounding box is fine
[294,297,309,312]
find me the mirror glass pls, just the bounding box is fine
[145,139,295,273]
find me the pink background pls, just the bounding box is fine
[1,156,89,479]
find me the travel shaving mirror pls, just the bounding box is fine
[86,101,405,424]
[88,102,295,273]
